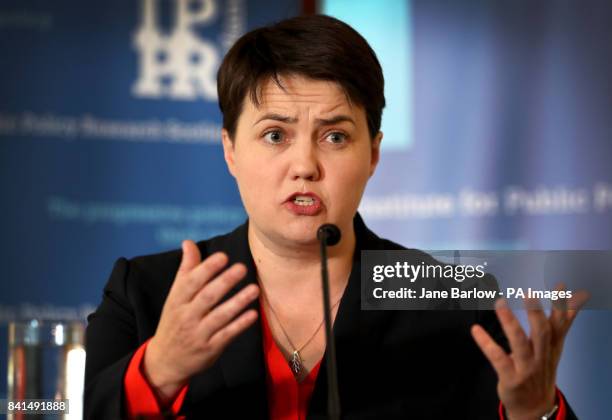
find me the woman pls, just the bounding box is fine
[84,14,580,419]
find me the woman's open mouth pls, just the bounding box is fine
[284,192,323,216]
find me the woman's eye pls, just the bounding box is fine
[263,130,285,144]
[325,132,348,145]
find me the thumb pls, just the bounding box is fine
[178,240,201,274]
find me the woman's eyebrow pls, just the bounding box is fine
[253,113,298,126]
[315,115,356,127]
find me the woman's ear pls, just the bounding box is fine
[221,128,237,177]
[369,131,383,177]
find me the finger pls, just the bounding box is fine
[189,262,248,317]
[208,309,259,351]
[550,282,569,334]
[524,297,551,363]
[471,324,515,380]
[565,290,590,327]
[177,240,202,275]
[174,252,229,303]
[551,286,589,337]
[495,298,533,371]
[201,284,260,340]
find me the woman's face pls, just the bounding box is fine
[222,75,382,248]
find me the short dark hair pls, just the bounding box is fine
[217,14,385,140]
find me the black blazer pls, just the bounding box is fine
[84,214,577,419]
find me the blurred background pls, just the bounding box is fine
[1,0,610,418]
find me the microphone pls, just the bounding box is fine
[317,224,341,246]
[317,224,341,420]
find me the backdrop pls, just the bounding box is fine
[1,1,611,418]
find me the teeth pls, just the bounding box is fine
[293,196,315,206]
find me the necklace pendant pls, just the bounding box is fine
[289,350,303,374]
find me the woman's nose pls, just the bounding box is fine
[288,140,321,181]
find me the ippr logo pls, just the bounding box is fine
[132,0,219,101]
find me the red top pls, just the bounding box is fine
[123,314,566,420]
[260,304,322,420]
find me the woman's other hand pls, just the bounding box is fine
[143,240,260,404]
[471,287,588,419]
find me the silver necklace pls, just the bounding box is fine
[259,281,344,375]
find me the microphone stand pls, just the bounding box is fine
[317,224,341,420]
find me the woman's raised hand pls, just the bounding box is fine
[143,240,260,404]
[471,287,588,419]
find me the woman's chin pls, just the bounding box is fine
[281,228,320,246]
[252,209,341,247]
[273,221,321,246]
